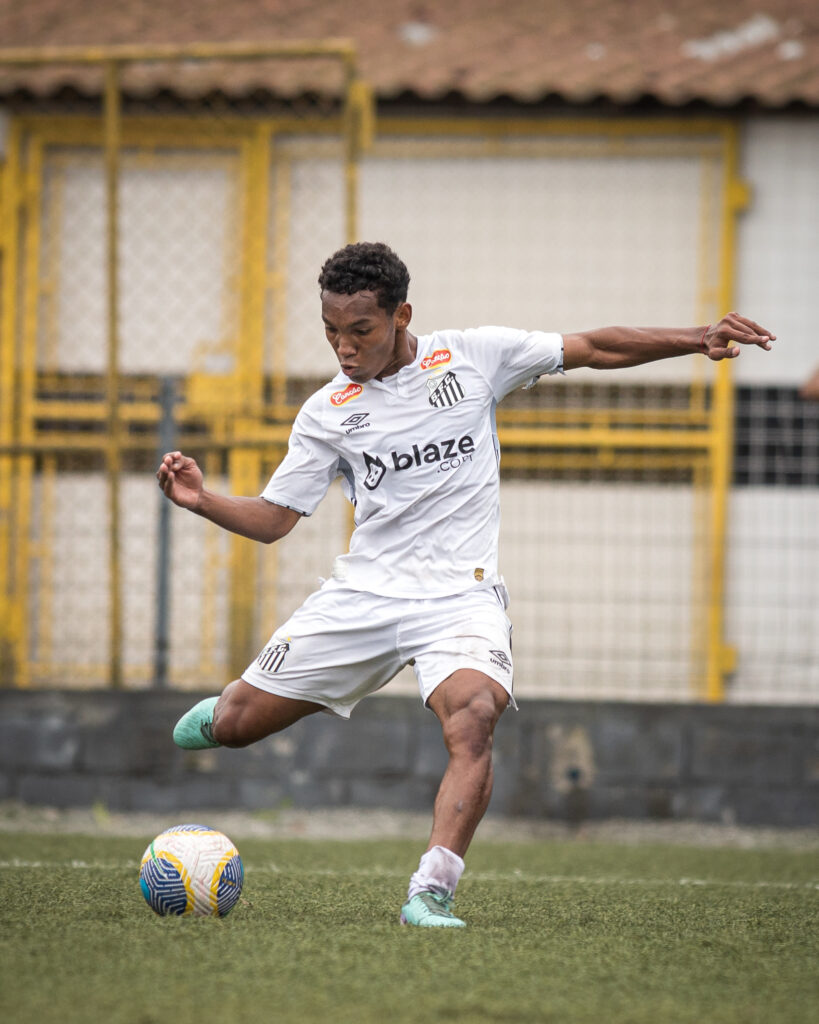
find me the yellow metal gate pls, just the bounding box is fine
[0,47,745,700]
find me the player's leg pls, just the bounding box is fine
[401,668,509,928]
[214,679,323,746]
[426,668,509,854]
[174,587,407,750]
[172,680,322,749]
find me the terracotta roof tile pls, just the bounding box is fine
[0,0,817,108]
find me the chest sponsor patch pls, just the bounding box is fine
[361,434,475,490]
[330,383,362,406]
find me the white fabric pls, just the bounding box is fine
[262,327,563,599]
[408,845,466,901]
[241,584,514,718]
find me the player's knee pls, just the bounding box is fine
[442,694,500,760]
[211,696,252,748]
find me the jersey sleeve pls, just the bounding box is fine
[260,403,340,516]
[461,326,564,400]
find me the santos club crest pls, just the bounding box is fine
[427,370,465,408]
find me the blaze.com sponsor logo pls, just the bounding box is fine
[362,434,475,490]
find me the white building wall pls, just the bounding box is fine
[736,117,819,386]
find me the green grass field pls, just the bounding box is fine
[1,830,817,1024]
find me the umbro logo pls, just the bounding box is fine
[489,650,512,673]
[341,411,371,434]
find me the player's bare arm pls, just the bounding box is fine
[562,312,775,371]
[156,450,300,543]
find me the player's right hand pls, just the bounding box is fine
[156,451,203,510]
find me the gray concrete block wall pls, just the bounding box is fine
[0,690,816,828]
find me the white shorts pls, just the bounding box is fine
[241,582,514,718]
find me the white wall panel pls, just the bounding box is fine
[736,117,819,385]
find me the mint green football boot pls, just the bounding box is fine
[400,890,466,928]
[172,696,221,749]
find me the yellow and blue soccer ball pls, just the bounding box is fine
[139,824,244,917]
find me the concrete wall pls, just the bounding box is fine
[1,690,816,828]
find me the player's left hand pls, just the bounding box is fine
[703,313,775,360]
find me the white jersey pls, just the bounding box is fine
[262,326,563,598]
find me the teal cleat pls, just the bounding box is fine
[400,890,466,928]
[172,696,221,749]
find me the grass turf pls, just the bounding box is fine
[0,832,817,1024]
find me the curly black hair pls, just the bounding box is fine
[318,241,410,314]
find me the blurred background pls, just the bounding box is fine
[0,1,817,824]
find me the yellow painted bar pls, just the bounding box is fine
[13,134,48,688]
[378,115,733,142]
[689,458,712,698]
[0,40,357,66]
[270,138,291,410]
[496,407,711,427]
[227,445,263,672]
[500,451,709,473]
[343,78,374,241]
[198,450,225,684]
[16,114,347,149]
[0,120,22,682]
[497,426,713,450]
[34,455,57,670]
[0,423,715,455]
[104,60,124,689]
[704,123,746,702]
[237,127,272,416]
[226,129,273,670]
[31,400,164,421]
[27,395,712,431]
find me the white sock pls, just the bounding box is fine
[407,845,465,901]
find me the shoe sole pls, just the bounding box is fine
[398,912,466,928]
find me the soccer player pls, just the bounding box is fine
[158,241,774,928]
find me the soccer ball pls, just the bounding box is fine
[139,823,244,917]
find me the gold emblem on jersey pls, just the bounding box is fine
[474,568,484,581]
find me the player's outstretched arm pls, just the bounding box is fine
[562,312,775,371]
[156,450,300,544]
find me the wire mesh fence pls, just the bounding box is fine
[1,50,815,703]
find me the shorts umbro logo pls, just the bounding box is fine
[489,650,512,673]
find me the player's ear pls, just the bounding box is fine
[395,302,412,330]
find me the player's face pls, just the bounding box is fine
[321,290,411,383]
